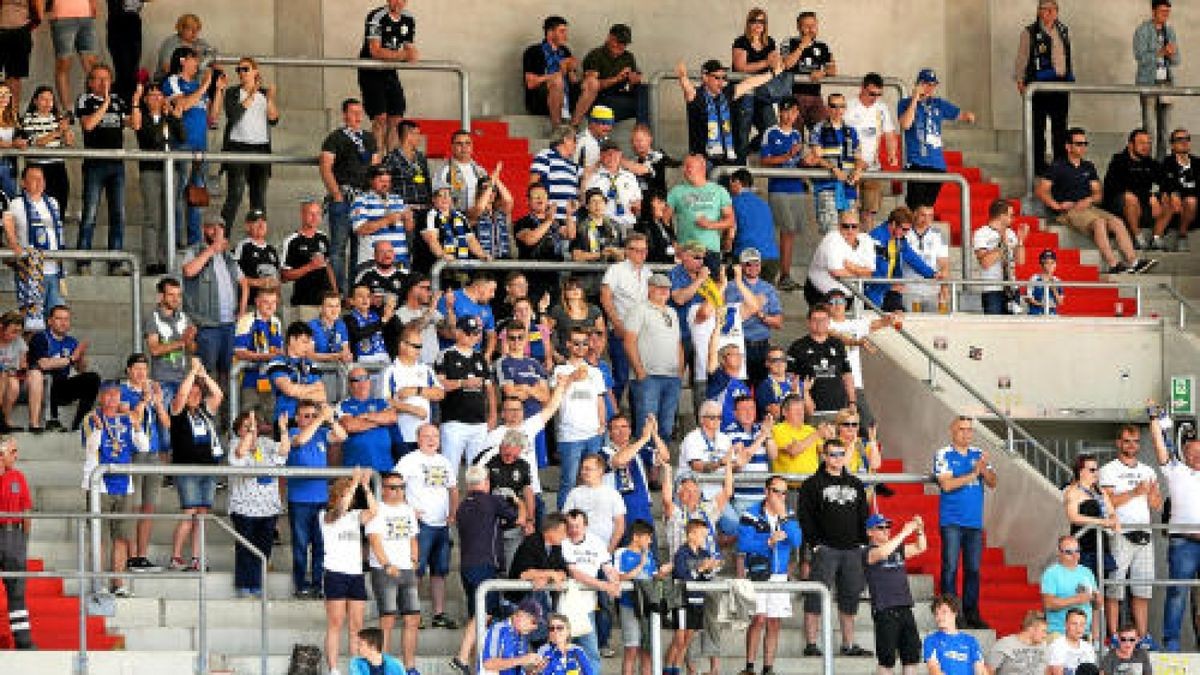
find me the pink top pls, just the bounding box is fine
[52,0,94,19]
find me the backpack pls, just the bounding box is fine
[286,644,321,675]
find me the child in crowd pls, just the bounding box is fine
[614,519,673,675]
[349,627,404,675]
[665,519,721,675]
[1025,249,1064,316]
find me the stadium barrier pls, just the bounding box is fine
[847,277,1149,317]
[428,259,674,297]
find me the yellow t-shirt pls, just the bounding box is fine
[771,422,822,475]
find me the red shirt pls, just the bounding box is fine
[0,468,32,524]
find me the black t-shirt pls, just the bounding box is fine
[359,7,416,58]
[686,87,738,161]
[786,334,853,412]
[354,266,406,299]
[1162,154,1199,197]
[631,150,677,195]
[732,35,777,65]
[1041,158,1100,204]
[1103,151,1165,205]
[484,455,533,503]
[784,38,833,96]
[282,231,333,307]
[169,407,220,465]
[234,238,281,305]
[513,213,560,261]
[522,42,573,111]
[864,545,912,610]
[320,128,378,190]
[508,531,567,591]
[435,346,490,424]
[634,218,678,265]
[796,466,868,549]
[76,93,130,150]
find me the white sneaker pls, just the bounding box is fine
[328,670,341,675]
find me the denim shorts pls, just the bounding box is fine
[324,570,367,601]
[415,523,451,577]
[175,475,216,509]
[370,568,420,616]
[50,17,97,56]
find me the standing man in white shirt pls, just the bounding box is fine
[904,205,950,312]
[845,73,899,225]
[365,471,421,663]
[1150,404,1200,652]
[381,322,444,459]
[600,234,651,413]
[552,326,608,509]
[972,199,1027,316]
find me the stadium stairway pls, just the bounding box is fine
[0,557,123,651]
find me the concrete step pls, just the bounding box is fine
[3,650,197,674]
[944,128,1001,152]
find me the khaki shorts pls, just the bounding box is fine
[132,452,162,509]
[859,179,885,215]
[769,192,816,233]
[1056,206,1117,233]
[100,493,134,541]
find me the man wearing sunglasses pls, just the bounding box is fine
[337,366,400,474]
[864,513,927,675]
[674,59,776,166]
[550,326,607,509]
[846,73,900,225]
[1160,127,1198,252]
[364,471,420,666]
[1098,623,1153,675]
[803,209,875,309]
[810,92,865,236]
[1041,535,1098,639]
[435,315,493,475]
[866,206,938,312]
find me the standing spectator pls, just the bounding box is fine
[522,15,583,127]
[385,120,431,213]
[6,166,66,324]
[728,248,782,386]
[602,413,667,538]
[934,415,999,630]
[394,423,459,630]
[1100,623,1154,675]
[674,60,774,167]
[809,92,864,235]
[286,400,347,599]
[898,68,976,209]
[227,411,287,598]
[394,273,440,363]
[1046,609,1098,675]
[613,519,671,675]
[50,0,97,112]
[344,283,394,384]
[221,57,279,228]
[0,0,41,107]
[804,209,876,308]
[144,277,195,440]
[513,186,568,305]
[381,322,443,460]
[308,292,352,399]
[0,435,32,647]
[319,98,380,288]
[321,470,379,675]
[1135,0,1180,157]
[493,323,553,467]
[133,82,177,276]
[923,595,987,675]
[75,64,140,274]
[904,205,950,312]
[771,395,825,477]
[1099,424,1162,646]
[1161,128,1197,251]
[265,321,325,423]
[435,130,488,218]
[564,455,627,552]
[1150,409,1200,652]
[600,235,651,407]
[1035,128,1154,274]
[358,0,418,152]
[233,209,282,308]
[569,187,622,269]
[473,166,514,260]
[780,11,837,127]
[0,83,24,198]
[700,290,754,427]
[552,327,608,508]
[761,99,814,292]
[353,153,413,274]
[796,438,871,656]
[337,365,399,474]
[119,354,169,574]
[727,173,782,295]
[561,507,622,666]
[477,382,566,531]
[28,304,99,431]
[435,315,493,474]
[585,142,641,237]
[181,216,247,386]
[105,0,142,106]
[986,610,1049,675]
[81,380,147,595]
[22,87,74,223]
[633,189,677,264]
[355,241,406,311]
[281,199,337,322]
[365,470,421,665]
[479,430,534,565]
[478,599,545,674]
[867,207,939,312]
[756,347,803,421]
[581,23,646,125]
[827,287,897,432]
[232,286,283,415]
[787,303,855,416]
[573,106,614,171]
[1063,453,1119,582]
[665,519,721,674]
[864,514,928,675]
[167,359,223,572]
[668,154,735,271]
[1103,129,1172,250]
[846,73,900,224]
[155,13,215,76]
[530,124,582,223]
[163,46,224,247]
[623,271,682,450]
[437,276,497,358]
[1016,0,1074,176]
[737,474,804,675]
[731,8,781,154]
[626,123,677,196]
[507,510,569,614]
[973,199,1027,316]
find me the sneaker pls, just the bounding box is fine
[1141,231,1154,250]
[405,669,421,675]
[185,558,204,572]
[447,658,470,675]
[841,644,874,657]
[1131,258,1159,274]
[802,643,822,657]
[1150,235,1166,251]
[167,556,187,571]
[601,646,617,658]
[329,670,341,675]
[1108,262,1130,274]
[27,426,43,434]
[44,419,65,433]
[432,612,459,629]
[292,589,314,600]
[778,275,800,292]
[128,557,155,573]
[1138,634,1160,651]
[112,585,131,598]
[738,668,756,675]
[1178,236,1191,253]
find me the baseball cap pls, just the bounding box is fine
[609,23,632,45]
[866,513,892,529]
[516,598,545,622]
[245,208,267,222]
[681,241,708,256]
[739,248,762,263]
[702,59,726,75]
[648,273,671,288]
[456,315,484,333]
[1039,248,1057,263]
[99,379,122,393]
[589,105,615,125]
[916,68,939,84]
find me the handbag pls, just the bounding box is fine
[185,183,210,208]
[286,644,321,675]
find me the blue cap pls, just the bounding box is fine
[866,513,892,529]
[916,68,938,84]
[1039,248,1057,263]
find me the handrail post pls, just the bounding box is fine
[459,67,471,132]
[198,515,208,675]
[650,608,663,674]
[228,362,244,429]
[955,173,972,279]
[129,252,143,352]
[88,467,103,597]
[1023,85,1037,202]
[77,514,89,675]
[165,157,177,272]
[1135,285,1143,318]
[429,259,447,298]
[1096,526,1106,650]
[820,585,834,675]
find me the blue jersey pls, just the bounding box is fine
[731,191,780,262]
[536,643,598,675]
[494,356,548,419]
[602,441,653,527]
[1027,273,1061,316]
[898,97,961,171]
[87,412,138,495]
[934,445,986,528]
[760,125,806,193]
[265,356,320,421]
[478,618,528,675]
[120,383,162,453]
[706,370,750,428]
[922,630,983,675]
[28,329,79,378]
[163,74,209,150]
[811,122,860,197]
[668,264,701,340]
[345,309,389,360]
[724,420,767,500]
[233,313,284,389]
[336,396,394,473]
[737,501,803,575]
[436,289,495,351]
[754,375,796,420]
[725,277,781,343]
[309,317,350,357]
[614,546,658,608]
[286,426,330,504]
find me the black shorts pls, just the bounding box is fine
[323,571,368,601]
[667,604,705,630]
[358,69,406,118]
[461,564,499,618]
[805,545,865,615]
[0,28,32,79]
[525,81,582,117]
[872,606,922,668]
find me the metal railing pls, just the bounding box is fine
[848,277,1149,317]
[0,510,267,675]
[226,359,391,424]
[428,259,674,297]
[212,56,471,131]
[693,471,932,486]
[1022,82,1200,197]
[0,249,141,351]
[474,577,836,675]
[647,70,908,146]
[1158,283,1200,330]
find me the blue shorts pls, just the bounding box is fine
[50,17,97,57]
[461,564,499,618]
[323,571,368,601]
[416,523,451,577]
[175,475,215,509]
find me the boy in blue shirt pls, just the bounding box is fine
[923,594,986,675]
[613,519,673,674]
[1026,249,1064,316]
[898,68,976,209]
[666,519,721,675]
[350,627,405,675]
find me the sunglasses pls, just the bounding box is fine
[548,625,567,632]
[840,421,860,427]
[405,341,423,349]
[828,104,847,110]
[384,484,404,490]
[769,487,788,495]
[873,524,892,530]
[571,340,589,348]
[1173,136,1192,143]
[1119,636,1139,643]
[348,375,370,383]
[840,223,859,229]
[826,451,847,458]
[1059,548,1080,555]
[235,66,252,73]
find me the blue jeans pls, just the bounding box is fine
[631,374,680,468]
[195,323,235,380]
[327,199,352,291]
[596,85,649,125]
[608,329,630,406]
[78,160,126,251]
[288,501,324,592]
[43,272,64,315]
[1164,537,1200,650]
[0,159,16,197]
[574,625,600,671]
[556,435,603,510]
[940,525,983,613]
[231,513,276,592]
[158,381,179,452]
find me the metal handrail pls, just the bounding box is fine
[693,471,932,485]
[473,578,835,675]
[708,166,976,277]
[841,282,1070,477]
[849,277,1149,318]
[647,70,909,147]
[1022,82,1200,198]
[428,259,674,297]
[212,56,471,131]
[0,250,141,351]
[1158,283,1200,330]
[226,359,390,425]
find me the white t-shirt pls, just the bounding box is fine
[679,428,733,500]
[601,260,650,324]
[830,316,871,389]
[562,531,612,579]
[364,501,420,570]
[1099,458,1157,526]
[808,230,876,295]
[687,302,747,382]
[905,226,948,300]
[972,225,1019,292]
[1045,637,1096,672]
[393,450,456,526]
[1162,459,1200,526]
[319,509,364,575]
[551,363,607,442]
[381,359,438,442]
[11,195,62,275]
[586,167,642,232]
[477,416,546,493]
[844,97,897,169]
[229,90,270,144]
[562,484,626,545]
[394,306,443,365]
[573,130,602,170]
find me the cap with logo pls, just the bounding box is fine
[739,248,762,263]
[916,68,939,84]
[456,315,484,333]
[866,513,892,529]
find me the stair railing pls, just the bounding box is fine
[1158,283,1200,331]
[861,276,1147,317]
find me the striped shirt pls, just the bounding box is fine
[475,211,512,259]
[530,147,580,218]
[479,618,528,675]
[350,190,410,266]
[725,420,768,500]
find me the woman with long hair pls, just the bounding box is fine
[632,188,677,264]
[546,276,605,362]
[732,7,780,152]
[0,83,26,197]
[220,56,279,226]
[832,407,882,474]
[1063,452,1120,582]
[21,86,73,212]
[167,357,223,571]
[320,468,378,674]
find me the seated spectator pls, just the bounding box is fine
[1026,249,1065,316]
[1160,128,1197,252]
[1042,535,1099,638]
[581,23,646,126]
[82,379,148,596]
[986,610,1049,675]
[354,242,406,332]
[1062,453,1118,583]
[666,519,722,673]
[220,58,279,228]
[337,366,399,474]
[810,93,865,234]
[351,166,413,273]
[625,123,678,196]
[478,598,545,674]
[435,130,488,218]
[0,312,29,432]
[904,205,950,312]
[561,507,622,666]
[357,0,418,151]
[539,613,599,675]
[827,287,898,429]
[287,400,348,598]
[1099,623,1153,675]
[673,59,776,166]
[804,209,876,309]
[227,410,288,598]
[6,167,66,331]
[679,401,743,535]
[473,167,515,260]
[321,469,379,675]
[394,273,442,365]
[570,187,624,269]
[1102,128,1172,250]
[416,186,489,275]
[351,627,404,675]
[308,292,353,400]
[551,329,608,508]
[384,120,432,213]
[345,284,394,388]
[867,207,938,312]
[381,322,443,460]
[731,8,781,154]
[233,209,283,312]
[738,474,804,675]
[633,189,678,264]
[755,346,806,420]
[787,303,856,416]
[281,199,338,322]
[119,354,170,574]
[183,217,248,384]
[973,199,1027,316]
[156,13,215,76]
[1035,128,1155,275]
[585,141,641,237]
[729,172,783,290]
[232,287,283,415]
[167,358,223,572]
[266,321,326,423]
[523,15,584,127]
[723,396,776,516]
[771,394,826,476]
[1046,608,1098,675]
[613,519,672,674]
[574,106,615,171]
[529,124,582,224]
[899,68,976,209]
[863,513,927,675]
[546,276,604,361]
[923,595,986,675]
[28,304,99,432]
